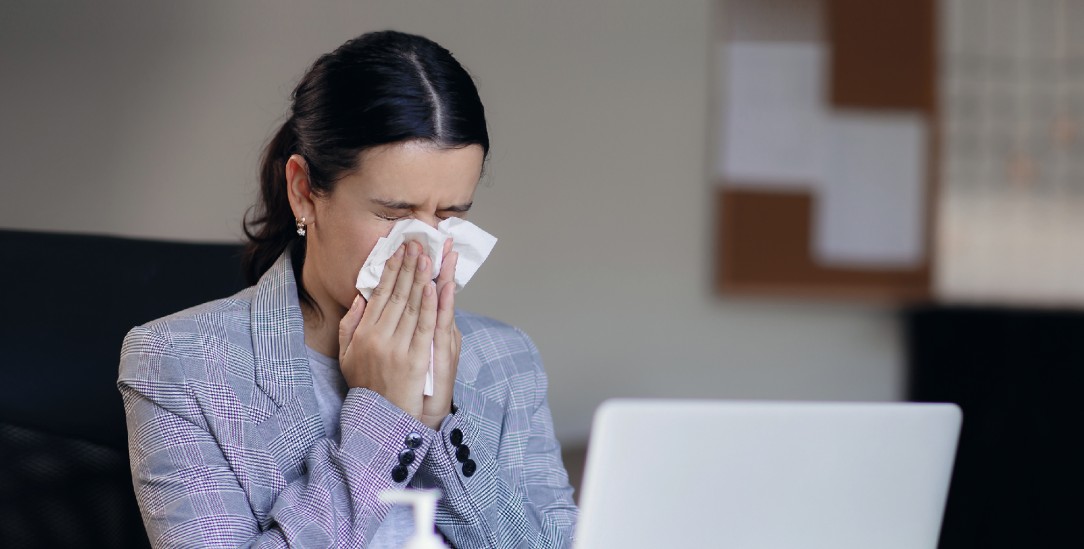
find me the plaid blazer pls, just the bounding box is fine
[118,251,577,548]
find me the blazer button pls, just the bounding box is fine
[399,448,416,467]
[450,428,464,447]
[462,459,477,477]
[405,432,423,449]
[391,465,408,483]
[455,444,470,463]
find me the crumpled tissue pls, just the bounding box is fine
[355,217,497,395]
[355,217,497,300]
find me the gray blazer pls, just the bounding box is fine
[118,251,577,548]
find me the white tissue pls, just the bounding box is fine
[355,217,497,301]
[355,218,497,397]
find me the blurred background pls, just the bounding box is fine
[0,0,904,451]
[1,0,1081,548]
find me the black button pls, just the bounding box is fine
[450,428,464,447]
[462,459,477,477]
[405,432,423,449]
[398,448,416,467]
[450,402,459,414]
[391,465,408,483]
[456,444,470,463]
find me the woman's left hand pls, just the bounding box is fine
[420,239,461,429]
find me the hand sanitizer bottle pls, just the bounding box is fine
[378,489,450,549]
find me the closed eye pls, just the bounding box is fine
[376,212,408,222]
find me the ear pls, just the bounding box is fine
[285,154,315,224]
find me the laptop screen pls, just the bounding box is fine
[574,399,961,549]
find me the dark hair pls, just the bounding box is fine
[242,30,489,304]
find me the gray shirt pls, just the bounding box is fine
[306,346,414,548]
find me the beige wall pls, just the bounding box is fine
[0,0,903,443]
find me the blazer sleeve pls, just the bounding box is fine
[417,328,579,548]
[119,325,437,548]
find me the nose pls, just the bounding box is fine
[415,212,440,229]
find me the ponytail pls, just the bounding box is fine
[242,120,303,285]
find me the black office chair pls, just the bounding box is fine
[908,305,1084,548]
[0,229,246,549]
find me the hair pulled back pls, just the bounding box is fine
[242,30,489,288]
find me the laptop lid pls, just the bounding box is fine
[574,399,961,549]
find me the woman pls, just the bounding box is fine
[119,30,578,548]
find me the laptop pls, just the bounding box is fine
[573,399,961,549]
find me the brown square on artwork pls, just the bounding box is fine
[826,0,936,112]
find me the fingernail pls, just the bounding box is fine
[394,246,405,259]
[407,242,419,257]
[418,255,428,271]
[424,282,434,296]
[351,295,360,309]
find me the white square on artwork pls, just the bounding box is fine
[718,41,827,187]
[814,111,928,268]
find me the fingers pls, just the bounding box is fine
[436,247,459,297]
[393,247,434,340]
[361,245,405,324]
[408,281,438,360]
[434,248,457,345]
[434,239,455,289]
[451,322,462,366]
[381,241,421,324]
[370,241,420,330]
[435,274,456,337]
[338,294,365,361]
[433,279,457,383]
[421,279,459,429]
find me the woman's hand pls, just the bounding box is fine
[338,240,437,423]
[337,239,461,430]
[421,239,461,429]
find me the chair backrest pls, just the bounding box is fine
[0,229,246,548]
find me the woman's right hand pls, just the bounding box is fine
[337,240,437,421]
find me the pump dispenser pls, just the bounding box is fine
[378,489,450,549]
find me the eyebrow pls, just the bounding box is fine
[370,198,473,212]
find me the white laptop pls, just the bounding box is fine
[573,399,961,549]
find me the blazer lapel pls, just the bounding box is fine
[249,249,324,478]
[250,249,313,407]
